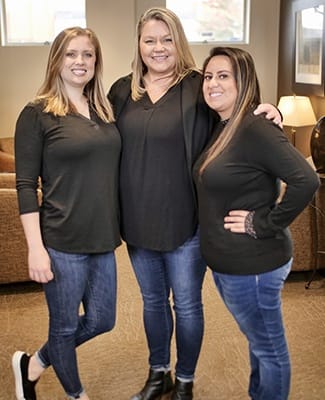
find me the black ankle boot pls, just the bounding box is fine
[171,378,193,400]
[129,369,174,400]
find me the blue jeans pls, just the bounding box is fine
[127,230,207,380]
[212,260,292,400]
[36,248,117,398]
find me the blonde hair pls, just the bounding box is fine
[200,47,261,174]
[34,26,114,123]
[131,7,199,101]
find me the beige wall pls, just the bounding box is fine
[0,0,280,138]
[0,0,135,138]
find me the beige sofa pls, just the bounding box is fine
[289,161,324,273]
[290,204,317,271]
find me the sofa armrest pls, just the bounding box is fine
[0,151,15,172]
[0,188,30,283]
[0,172,16,188]
[290,204,317,271]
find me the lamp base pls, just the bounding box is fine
[290,127,296,147]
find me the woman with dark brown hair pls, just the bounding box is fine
[194,46,319,400]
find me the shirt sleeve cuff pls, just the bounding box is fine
[245,211,257,239]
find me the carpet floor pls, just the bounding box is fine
[0,243,324,399]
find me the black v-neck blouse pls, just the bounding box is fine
[117,84,196,251]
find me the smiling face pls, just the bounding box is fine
[60,35,96,91]
[202,55,238,120]
[139,19,177,77]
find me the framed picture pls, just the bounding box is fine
[292,0,325,96]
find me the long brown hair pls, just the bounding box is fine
[34,26,114,122]
[200,47,261,174]
[131,7,199,101]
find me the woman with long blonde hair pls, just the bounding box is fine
[109,8,282,400]
[12,27,121,400]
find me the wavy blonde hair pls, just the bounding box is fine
[131,7,199,101]
[34,26,114,123]
[200,47,261,174]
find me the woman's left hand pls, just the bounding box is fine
[224,210,249,233]
[254,103,283,128]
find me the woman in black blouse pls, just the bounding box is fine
[12,27,121,400]
[194,47,319,399]
[109,8,282,400]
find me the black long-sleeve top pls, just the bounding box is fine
[194,112,320,275]
[15,102,121,253]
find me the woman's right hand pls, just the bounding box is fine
[20,212,54,283]
[28,246,54,283]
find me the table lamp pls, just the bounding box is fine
[277,95,317,146]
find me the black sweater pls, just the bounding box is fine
[194,112,320,275]
[15,102,121,253]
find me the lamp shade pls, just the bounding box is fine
[277,96,317,127]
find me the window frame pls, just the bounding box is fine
[0,0,86,47]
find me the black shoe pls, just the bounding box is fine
[130,369,174,400]
[171,378,193,400]
[12,351,38,400]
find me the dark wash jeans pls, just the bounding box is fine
[127,230,207,380]
[212,259,292,400]
[36,248,117,399]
